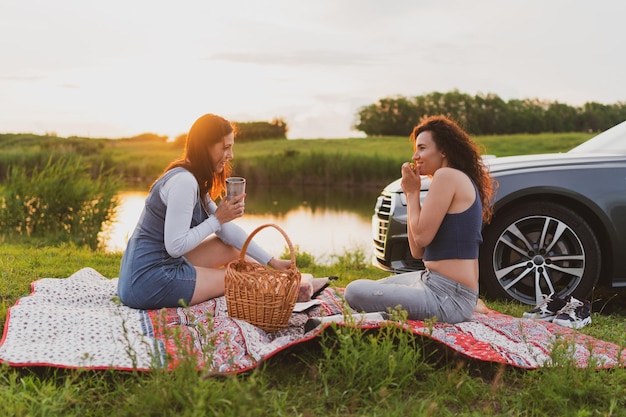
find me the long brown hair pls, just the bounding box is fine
[411,115,495,223]
[158,113,233,202]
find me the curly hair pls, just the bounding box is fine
[411,115,495,222]
[159,113,233,202]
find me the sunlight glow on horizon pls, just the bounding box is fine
[2,0,625,139]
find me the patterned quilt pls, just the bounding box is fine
[1,267,624,373]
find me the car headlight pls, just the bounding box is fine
[399,191,428,206]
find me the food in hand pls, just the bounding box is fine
[404,162,417,173]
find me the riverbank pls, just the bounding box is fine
[11,131,584,186]
[1,131,592,187]
[110,132,592,186]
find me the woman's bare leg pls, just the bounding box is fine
[189,267,226,305]
[185,236,238,305]
[185,235,240,268]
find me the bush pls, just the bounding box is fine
[0,156,121,249]
[233,119,288,142]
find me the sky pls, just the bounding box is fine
[1,0,625,140]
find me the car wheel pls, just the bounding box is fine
[479,201,600,305]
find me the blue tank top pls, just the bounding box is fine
[422,180,483,261]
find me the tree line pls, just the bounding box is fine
[171,118,288,147]
[352,90,626,137]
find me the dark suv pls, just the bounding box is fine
[372,121,626,305]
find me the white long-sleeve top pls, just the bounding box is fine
[159,170,272,264]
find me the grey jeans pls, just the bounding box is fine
[344,269,478,324]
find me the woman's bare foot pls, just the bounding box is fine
[474,298,489,313]
[268,257,292,270]
[311,277,329,294]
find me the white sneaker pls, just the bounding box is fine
[552,297,592,329]
[522,293,569,322]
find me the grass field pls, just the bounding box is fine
[0,131,595,187]
[2,243,626,416]
[104,131,594,186]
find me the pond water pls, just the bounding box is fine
[99,185,383,265]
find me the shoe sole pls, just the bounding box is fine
[552,317,592,329]
[522,314,556,322]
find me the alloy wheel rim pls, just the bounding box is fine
[492,215,585,305]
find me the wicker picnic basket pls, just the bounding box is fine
[225,223,301,332]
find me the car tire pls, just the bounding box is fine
[479,201,601,305]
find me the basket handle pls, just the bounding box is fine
[239,223,296,268]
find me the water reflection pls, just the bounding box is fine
[100,185,381,265]
[100,191,147,253]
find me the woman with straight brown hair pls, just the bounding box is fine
[118,113,290,309]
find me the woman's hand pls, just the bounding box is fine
[214,193,246,224]
[268,257,292,270]
[400,162,421,194]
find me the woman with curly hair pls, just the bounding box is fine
[344,115,495,323]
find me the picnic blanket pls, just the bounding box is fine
[1,267,625,373]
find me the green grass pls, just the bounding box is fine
[110,132,595,187]
[2,243,626,416]
[477,132,594,156]
[1,131,592,187]
[233,131,594,159]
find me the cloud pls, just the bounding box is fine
[208,49,378,67]
[0,74,45,81]
[1,0,626,138]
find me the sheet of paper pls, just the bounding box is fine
[293,299,322,313]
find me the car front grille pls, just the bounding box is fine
[372,191,426,273]
[373,194,393,257]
